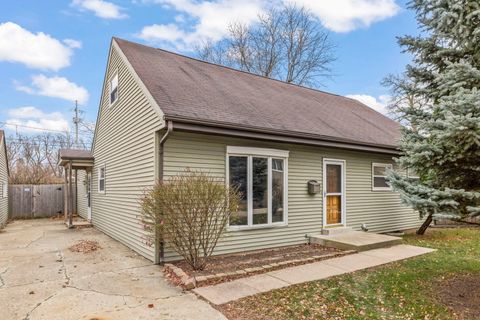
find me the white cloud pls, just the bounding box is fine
[0,22,79,71]
[137,0,400,50]
[137,0,265,50]
[290,0,400,32]
[15,74,90,105]
[5,106,70,133]
[346,94,391,115]
[63,38,83,49]
[139,24,187,43]
[72,0,128,19]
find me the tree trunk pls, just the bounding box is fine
[416,213,433,235]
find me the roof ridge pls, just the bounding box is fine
[113,37,353,101]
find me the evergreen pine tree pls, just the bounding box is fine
[386,0,480,234]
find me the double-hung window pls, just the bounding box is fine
[98,166,106,193]
[372,163,393,191]
[227,146,288,229]
[109,72,118,105]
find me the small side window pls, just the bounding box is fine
[372,163,393,191]
[2,182,6,198]
[98,166,106,193]
[110,72,118,105]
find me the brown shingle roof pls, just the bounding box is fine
[115,38,401,149]
[59,149,93,160]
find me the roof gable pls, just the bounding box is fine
[115,38,401,149]
[0,130,9,176]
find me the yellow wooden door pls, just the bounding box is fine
[326,195,341,224]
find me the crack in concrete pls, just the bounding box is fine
[63,263,160,281]
[23,292,57,320]
[23,232,45,248]
[67,284,184,301]
[56,249,70,286]
[0,267,8,288]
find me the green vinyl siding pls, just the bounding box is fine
[0,137,8,228]
[163,131,420,261]
[90,43,163,261]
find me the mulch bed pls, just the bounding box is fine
[68,240,101,253]
[174,244,342,277]
[435,273,480,319]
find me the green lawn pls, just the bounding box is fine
[220,228,480,320]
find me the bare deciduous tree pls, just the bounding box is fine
[140,170,241,270]
[6,133,90,184]
[197,4,335,88]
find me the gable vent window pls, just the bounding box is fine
[372,163,393,191]
[110,72,118,105]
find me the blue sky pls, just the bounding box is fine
[0,0,417,137]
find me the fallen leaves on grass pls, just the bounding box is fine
[220,228,480,320]
[69,240,101,253]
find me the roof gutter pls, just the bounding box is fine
[156,120,173,265]
[165,116,401,155]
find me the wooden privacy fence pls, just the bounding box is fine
[8,184,76,219]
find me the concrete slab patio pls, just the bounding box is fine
[194,244,435,305]
[0,219,226,320]
[310,230,403,251]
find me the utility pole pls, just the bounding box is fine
[73,100,80,148]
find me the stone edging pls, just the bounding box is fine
[164,250,357,289]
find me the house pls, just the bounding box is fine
[0,130,9,228]
[67,38,420,263]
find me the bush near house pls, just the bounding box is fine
[141,170,241,270]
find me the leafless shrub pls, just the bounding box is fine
[140,170,241,270]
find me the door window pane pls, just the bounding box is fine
[252,157,268,225]
[272,158,284,223]
[326,195,342,224]
[229,156,248,225]
[327,164,342,193]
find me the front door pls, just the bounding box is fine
[323,159,345,226]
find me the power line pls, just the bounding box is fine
[0,121,70,134]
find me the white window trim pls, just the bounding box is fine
[98,165,106,194]
[407,168,420,179]
[2,182,7,198]
[109,70,119,107]
[372,163,393,191]
[226,146,289,231]
[226,146,289,158]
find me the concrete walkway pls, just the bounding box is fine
[194,244,435,305]
[0,219,226,320]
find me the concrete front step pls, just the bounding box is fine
[310,231,402,251]
[321,227,353,235]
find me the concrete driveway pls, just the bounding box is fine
[0,219,226,320]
